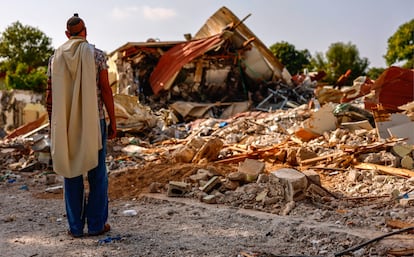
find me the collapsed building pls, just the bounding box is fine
[0,90,45,136]
[107,6,314,123]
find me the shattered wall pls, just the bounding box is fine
[107,6,298,114]
[0,90,46,135]
[108,40,249,108]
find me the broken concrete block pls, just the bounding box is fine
[286,148,298,166]
[238,158,265,183]
[167,181,190,197]
[199,176,221,193]
[227,172,247,181]
[222,179,239,190]
[296,147,318,163]
[306,184,331,198]
[202,194,217,204]
[301,103,337,136]
[391,144,413,158]
[401,155,414,169]
[302,169,321,186]
[173,145,196,163]
[188,169,212,182]
[192,137,223,163]
[186,136,205,150]
[271,168,307,201]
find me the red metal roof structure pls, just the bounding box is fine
[149,34,225,95]
[365,66,414,111]
[194,6,291,85]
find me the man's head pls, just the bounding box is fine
[65,13,86,38]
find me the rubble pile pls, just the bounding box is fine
[2,99,414,257]
[2,101,414,207]
[2,82,414,257]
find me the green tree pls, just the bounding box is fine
[309,52,328,73]
[366,67,385,80]
[310,42,369,85]
[269,41,311,75]
[0,21,53,92]
[5,63,48,92]
[384,19,414,68]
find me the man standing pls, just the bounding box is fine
[46,13,116,238]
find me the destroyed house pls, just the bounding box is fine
[108,6,294,112]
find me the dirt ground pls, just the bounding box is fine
[1,155,414,257]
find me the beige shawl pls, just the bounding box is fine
[50,37,101,178]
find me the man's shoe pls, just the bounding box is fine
[67,229,84,238]
[88,224,110,236]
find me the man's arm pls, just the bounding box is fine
[99,69,117,139]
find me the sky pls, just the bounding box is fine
[0,0,413,68]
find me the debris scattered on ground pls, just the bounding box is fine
[1,6,414,256]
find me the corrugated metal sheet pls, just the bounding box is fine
[194,6,292,85]
[108,41,183,57]
[149,34,224,95]
[367,66,414,111]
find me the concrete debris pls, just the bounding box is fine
[167,181,190,197]
[2,100,414,186]
[2,95,414,254]
[401,155,414,170]
[199,176,221,193]
[295,103,337,141]
[391,143,413,158]
[271,168,308,202]
[113,94,158,133]
[237,158,265,183]
[192,137,223,163]
[202,194,217,204]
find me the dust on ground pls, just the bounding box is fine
[1,155,414,257]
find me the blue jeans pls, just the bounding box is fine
[64,119,108,236]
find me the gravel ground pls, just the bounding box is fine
[1,168,413,257]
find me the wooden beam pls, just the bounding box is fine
[299,153,342,165]
[354,162,414,178]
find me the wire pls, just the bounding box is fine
[334,226,414,256]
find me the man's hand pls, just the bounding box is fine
[107,122,117,139]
